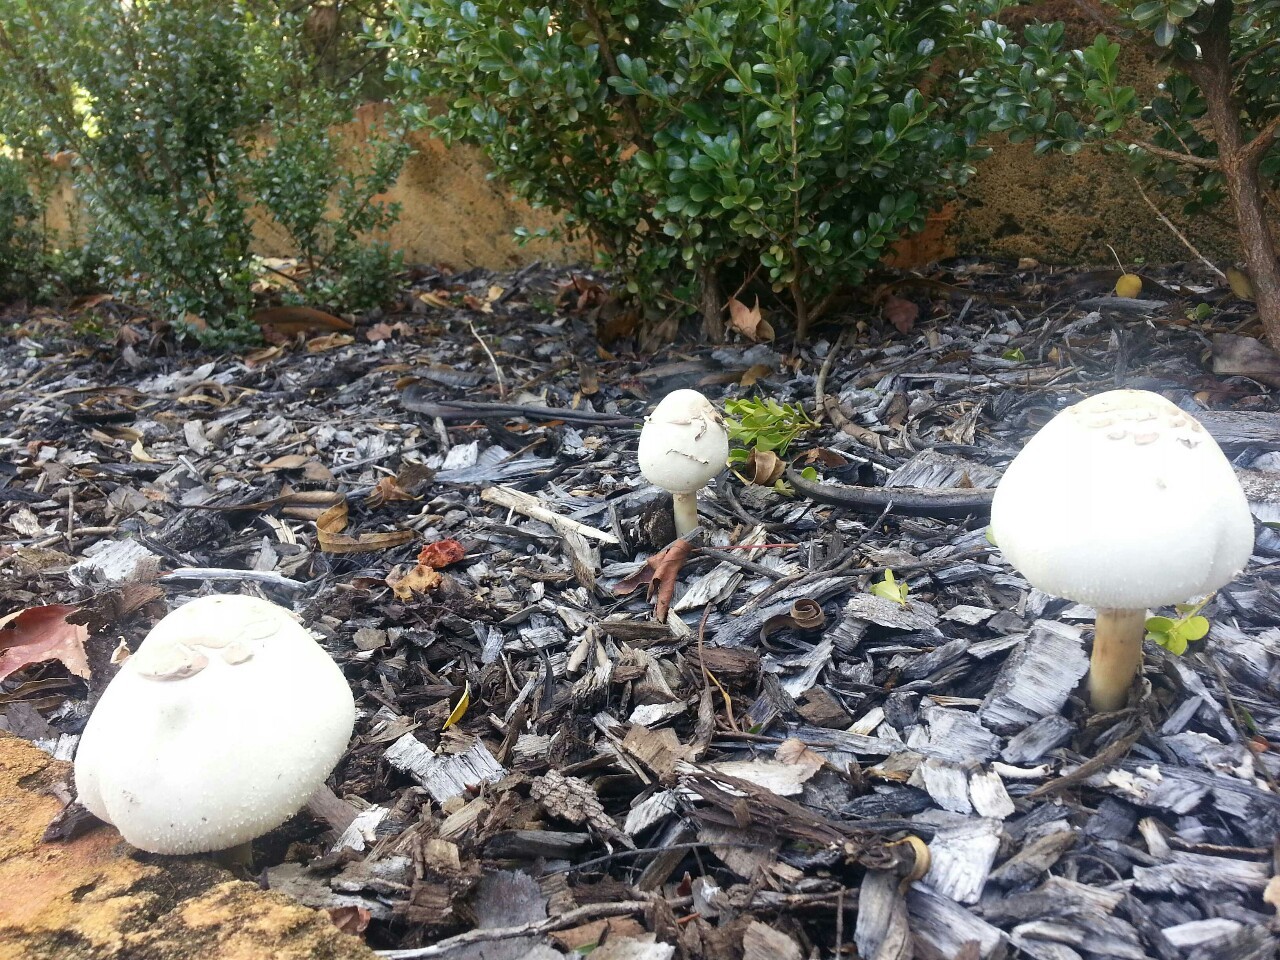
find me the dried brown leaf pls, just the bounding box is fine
[316,500,414,554]
[728,296,774,342]
[253,305,354,335]
[0,604,91,682]
[386,563,443,600]
[882,295,919,334]
[306,333,355,353]
[744,448,785,486]
[612,538,693,622]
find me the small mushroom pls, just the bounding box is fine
[990,389,1254,712]
[74,594,356,854]
[637,388,729,537]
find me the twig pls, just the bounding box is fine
[481,485,619,544]
[376,899,677,959]
[157,568,307,591]
[1131,177,1226,280]
[467,319,507,398]
[1127,139,1220,171]
[813,329,846,425]
[698,603,738,732]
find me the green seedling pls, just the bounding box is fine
[1002,347,1026,362]
[1145,596,1212,656]
[871,569,909,606]
[724,397,817,457]
[1186,302,1214,323]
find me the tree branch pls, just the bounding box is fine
[1241,114,1280,166]
[1127,139,1221,170]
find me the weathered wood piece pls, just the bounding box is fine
[978,621,1088,734]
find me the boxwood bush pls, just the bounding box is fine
[386,0,1003,339]
[0,1,407,344]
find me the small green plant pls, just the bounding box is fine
[1145,596,1212,655]
[724,397,817,462]
[871,569,909,606]
[1186,302,1214,323]
[385,0,1005,340]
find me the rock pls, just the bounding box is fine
[0,734,376,960]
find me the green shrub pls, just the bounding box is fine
[0,1,407,345]
[960,1,1280,350]
[0,153,43,301]
[385,0,1003,340]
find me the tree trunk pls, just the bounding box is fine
[1189,2,1280,352]
[698,263,725,342]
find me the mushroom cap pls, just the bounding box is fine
[74,594,355,854]
[990,390,1254,609]
[638,389,730,494]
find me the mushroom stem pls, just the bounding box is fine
[672,491,700,537]
[1089,608,1147,712]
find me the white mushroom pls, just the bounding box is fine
[638,389,729,537]
[74,594,355,854]
[990,389,1254,712]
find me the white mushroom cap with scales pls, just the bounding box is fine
[74,594,355,854]
[990,389,1254,711]
[638,389,729,536]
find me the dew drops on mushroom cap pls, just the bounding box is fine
[990,389,1255,610]
[73,594,356,855]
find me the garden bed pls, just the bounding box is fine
[2,259,1279,959]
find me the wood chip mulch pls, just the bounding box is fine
[3,259,1280,960]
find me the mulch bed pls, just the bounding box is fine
[2,259,1280,960]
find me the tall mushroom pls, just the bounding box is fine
[638,388,729,537]
[990,390,1254,712]
[74,594,355,855]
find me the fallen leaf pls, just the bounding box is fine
[386,563,443,600]
[365,476,418,507]
[442,681,471,731]
[728,296,775,342]
[738,363,773,388]
[365,322,395,342]
[415,290,453,309]
[882,294,919,334]
[253,305,354,335]
[243,345,284,368]
[0,604,90,682]
[260,454,310,472]
[1114,273,1143,298]
[316,500,414,554]
[306,333,355,353]
[326,905,371,937]
[417,538,466,569]
[613,538,693,622]
[130,439,162,463]
[1227,265,1255,301]
[744,448,785,486]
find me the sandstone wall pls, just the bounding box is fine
[40,2,1275,273]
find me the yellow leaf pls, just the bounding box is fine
[443,680,471,731]
[1114,274,1142,298]
[130,439,159,463]
[1227,266,1255,301]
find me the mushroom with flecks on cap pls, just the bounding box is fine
[74,593,356,855]
[989,389,1254,712]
